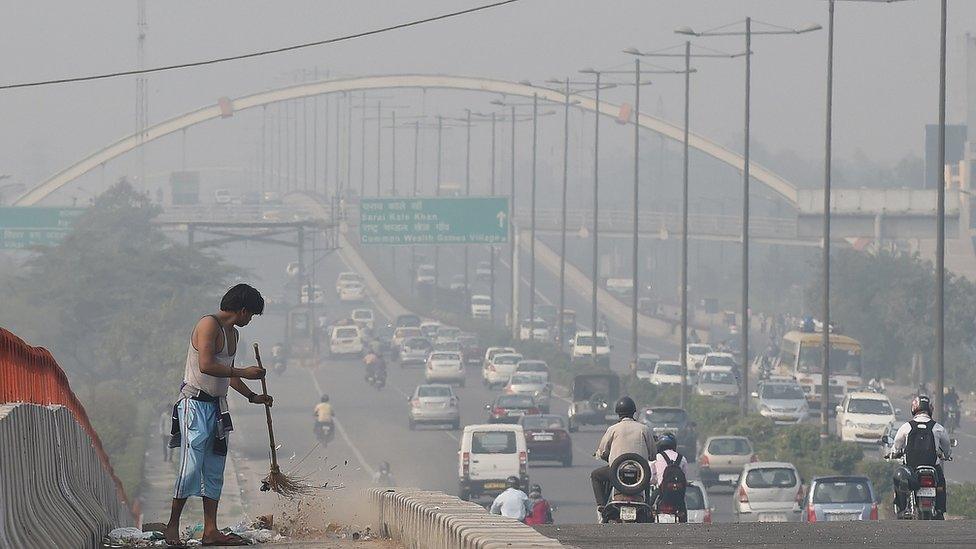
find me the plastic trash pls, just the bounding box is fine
[107,527,159,542]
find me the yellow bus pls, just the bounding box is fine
[773,330,863,408]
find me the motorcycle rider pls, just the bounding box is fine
[651,432,689,523]
[523,484,554,525]
[944,387,961,430]
[490,476,529,521]
[888,395,952,519]
[313,394,334,440]
[372,461,395,486]
[591,396,655,512]
[363,348,385,380]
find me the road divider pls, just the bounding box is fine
[366,487,564,549]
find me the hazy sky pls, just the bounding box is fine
[2,0,974,198]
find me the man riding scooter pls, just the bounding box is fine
[887,395,952,519]
[313,394,335,444]
[591,396,655,514]
[363,348,387,387]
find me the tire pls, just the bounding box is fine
[609,453,652,496]
[408,418,416,431]
[568,417,578,433]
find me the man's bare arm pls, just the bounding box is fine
[230,377,272,406]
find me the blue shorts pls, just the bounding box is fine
[173,399,226,500]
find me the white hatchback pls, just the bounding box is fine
[329,325,363,356]
[426,351,466,386]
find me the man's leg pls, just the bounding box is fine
[936,465,947,517]
[164,498,188,543]
[892,474,907,516]
[202,497,220,540]
[590,466,611,507]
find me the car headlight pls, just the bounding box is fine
[760,405,771,413]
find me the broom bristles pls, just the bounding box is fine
[263,467,313,498]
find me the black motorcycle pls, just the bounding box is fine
[314,420,335,447]
[365,368,387,390]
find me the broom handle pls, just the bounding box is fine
[252,343,279,469]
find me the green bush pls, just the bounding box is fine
[858,460,894,500]
[86,382,139,455]
[817,440,864,475]
[948,483,976,518]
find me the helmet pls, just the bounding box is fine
[656,432,677,453]
[506,475,520,489]
[529,484,542,496]
[321,394,330,403]
[615,396,637,419]
[911,395,932,416]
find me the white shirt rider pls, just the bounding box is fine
[490,487,529,521]
[890,412,951,466]
[651,448,688,487]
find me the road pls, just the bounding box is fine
[203,222,976,538]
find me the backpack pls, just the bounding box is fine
[658,451,687,504]
[905,419,938,468]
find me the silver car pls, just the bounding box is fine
[503,373,551,413]
[408,384,460,430]
[751,379,809,424]
[733,462,804,523]
[696,367,740,401]
[804,476,878,522]
[400,337,432,366]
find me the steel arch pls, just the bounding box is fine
[15,74,799,206]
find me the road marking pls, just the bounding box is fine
[307,368,376,478]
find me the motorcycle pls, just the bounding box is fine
[881,435,956,520]
[365,368,387,390]
[599,453,652,524]
[946,403,961,434]
[271,344,287,376]
[314,420,335,447]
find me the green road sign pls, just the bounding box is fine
[360,197,509,245]
[0,207,84,249]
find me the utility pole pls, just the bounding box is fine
[135,0,148,191]
[490,112,498,323]
[558,79,570,352]
[529,93,538,332]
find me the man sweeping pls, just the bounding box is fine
[164,284,272,547]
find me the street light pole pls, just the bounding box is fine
[630,58,641,367]
[559,78,570,352]
[530,93,538,332]
[591,71,602,369]
[490,112,498,323]
[436,115,443,298]
[510,104,518,339]
[681,42,692,409]
[935,0,947,421]
[742,17,753,416]
[360,93,367,197]
[821,0,835,439]
[465,108,472,295]
[376,101,382,196]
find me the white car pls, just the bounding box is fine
[425,351,466,386]
[519,318,550,342]
[650,360,684,386]
[836,391,899,444]
[685,481,713,524]
[335,272,362,295]
[634,353,661,381]
[329,325,363,356]
[458,424,528,501]
[570,331,611,367]
[470,294,492,320]
[752,379,809,424]
[300,284,325,305]
[483,347,516,370]
[420,321,442,339]
[338,281,366,302]
[475,261,492,281]
[435,326,462,344]
[416,264,436,286]
[351,308,375,331]
[686,343,713,374]
[703,352,737,369]
[605,277,633,298]
[483,353,523,388]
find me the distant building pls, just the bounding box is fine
[924,124,966,189]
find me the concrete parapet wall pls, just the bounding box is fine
[366,487,563,549]
[0,403,133,549]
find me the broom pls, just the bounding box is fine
[253,342,311,497]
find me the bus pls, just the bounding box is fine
[773,330,863,408]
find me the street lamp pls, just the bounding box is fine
[817,0,913,435]
[935,0,948,422]
[625,43,738,407]
[677,18,821,414]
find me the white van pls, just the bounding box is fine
[329,325,363,357]
[458,424,528,501]
[570,331,611,367]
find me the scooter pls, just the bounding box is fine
[271,344,287,376]
[365,368,387,390]
[314,421,335,447]
[599,453,652,524]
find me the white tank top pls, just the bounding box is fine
[183,315,235,398]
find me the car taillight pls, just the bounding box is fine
[505,387,514,394]
[737,486,749,503]
[806,504,817,523]
[750,454,758,463]
[869,503,879,521]
[489,363,496,371]
[795,486,805,506]
[462,452,470,476]
[493,406,505,415]
[555,431,567,440]
[519,450,527,474]
[703,508,712,524]
[659,502,676,515]
[411,399,420,407]
[528,407,540,415]
[919,474,936,488]
[699,454,709,467]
